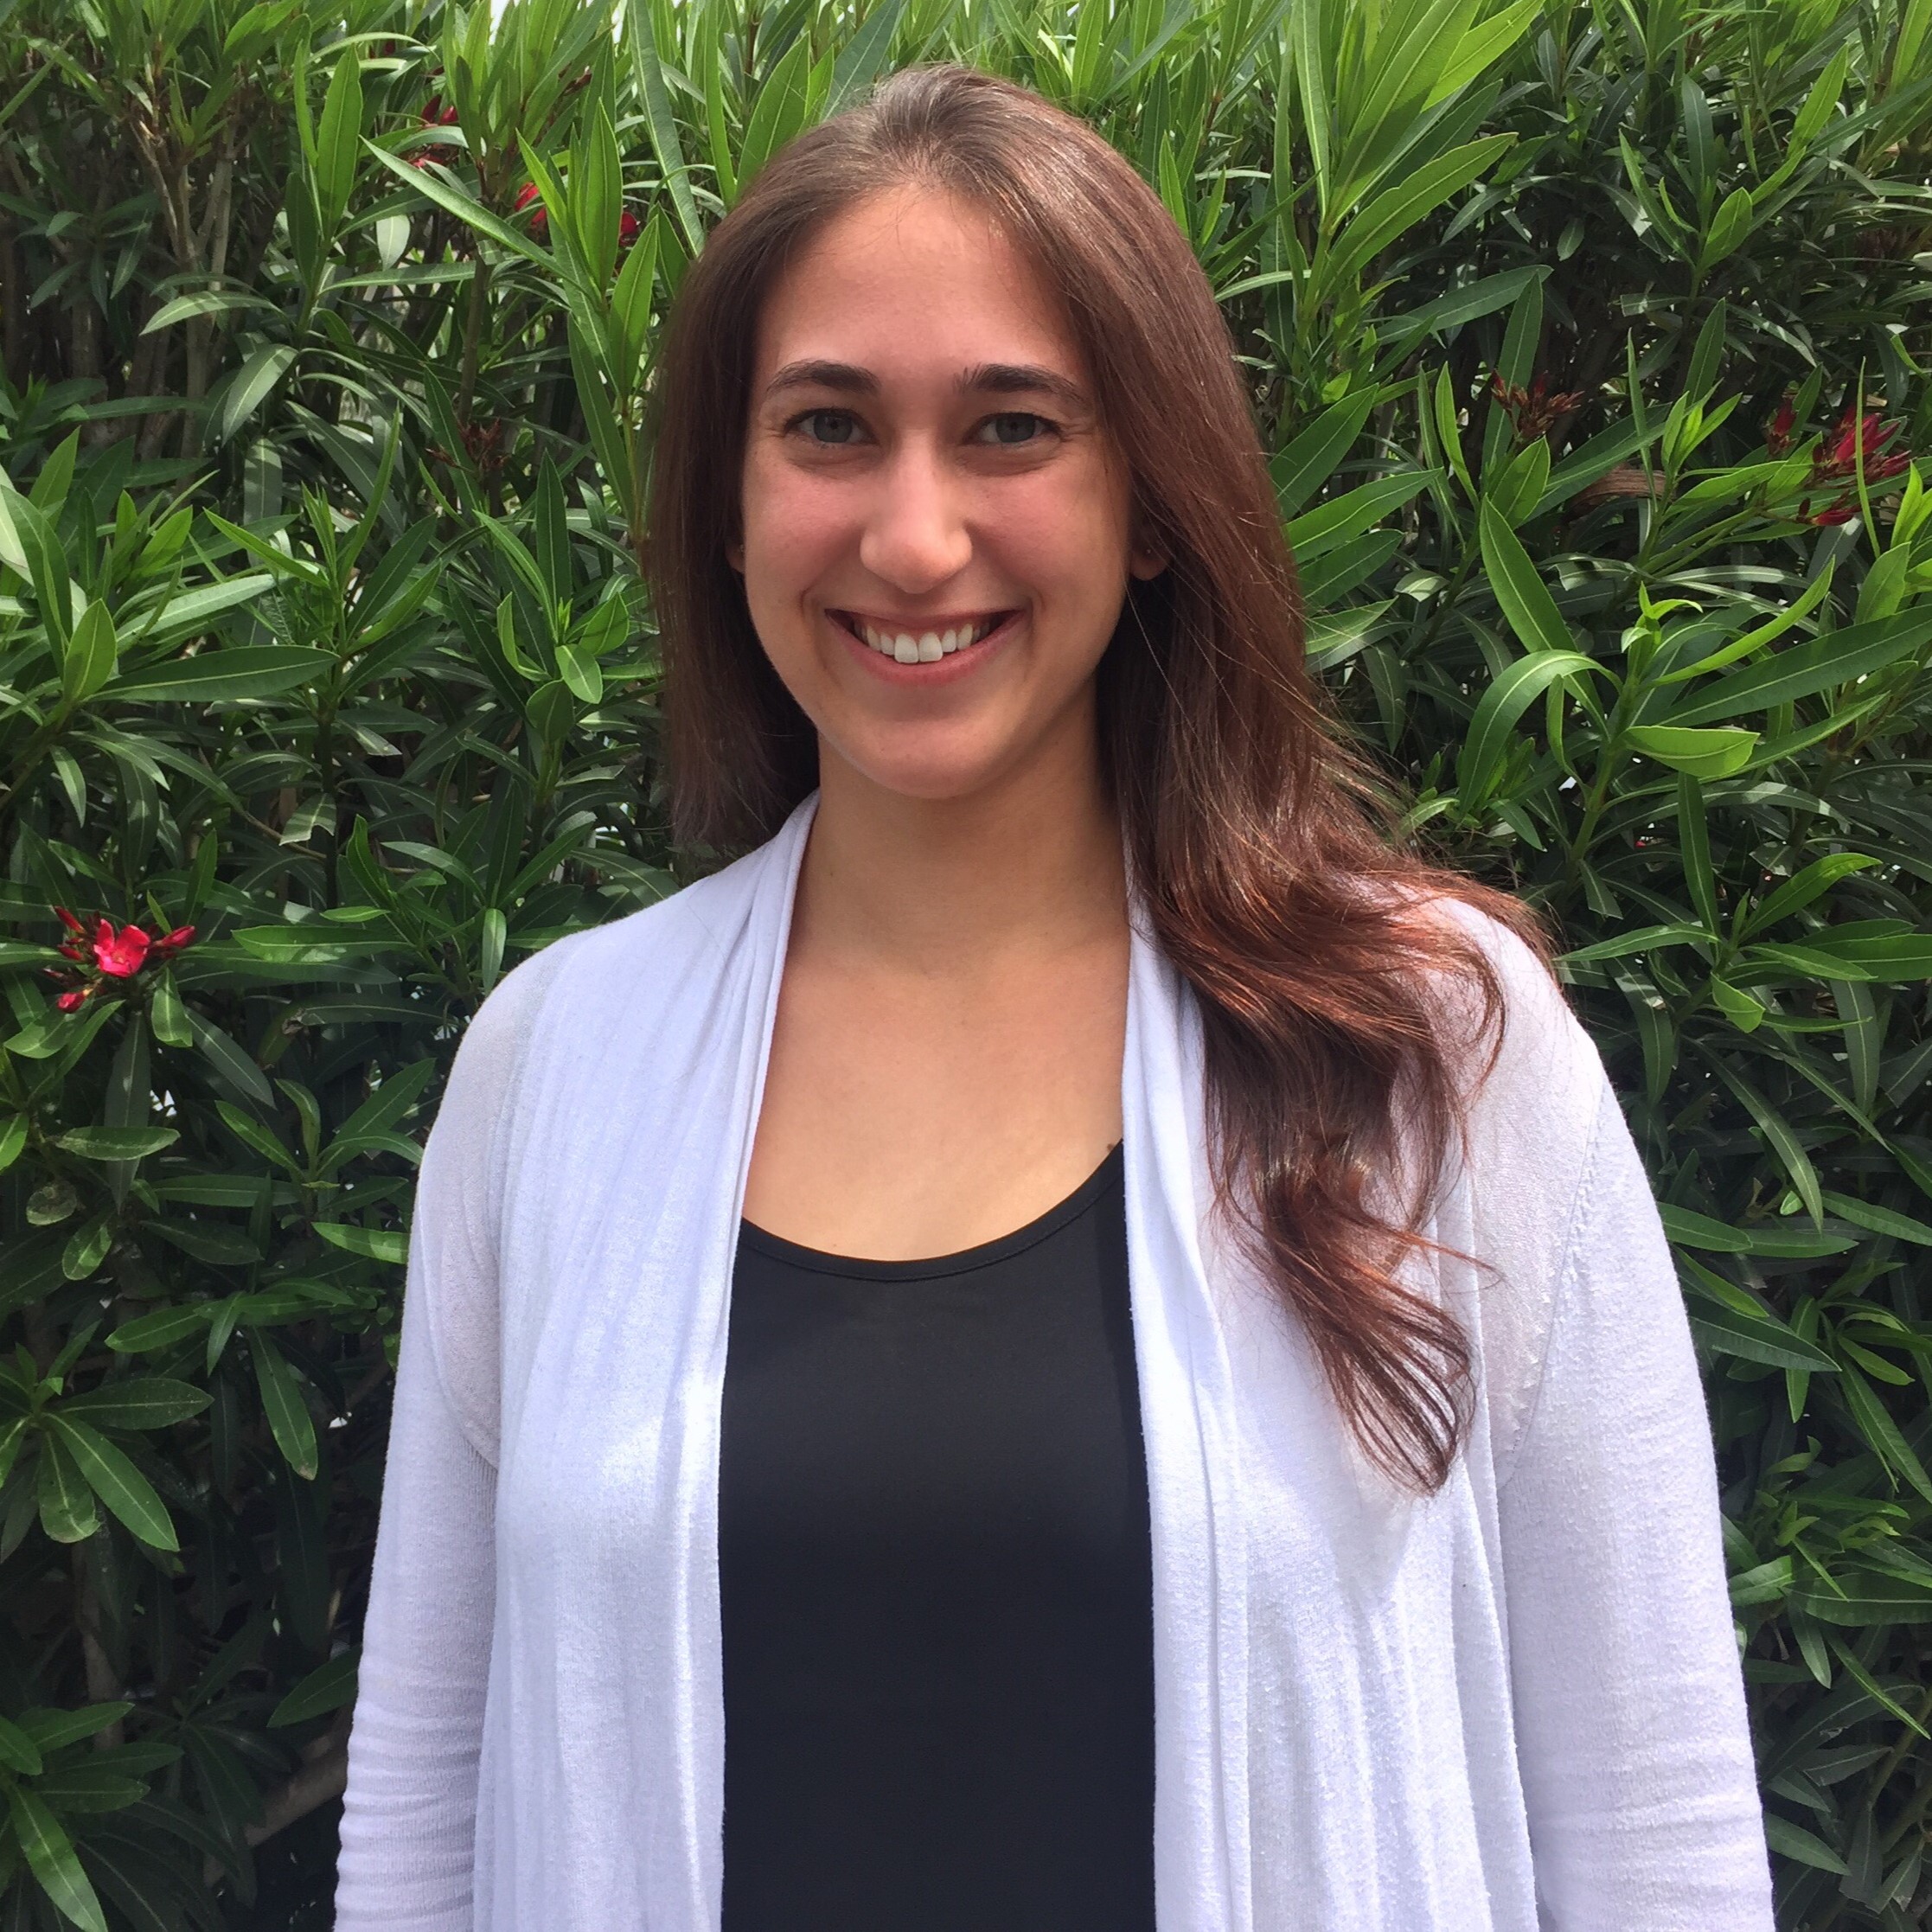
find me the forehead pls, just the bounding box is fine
[752,186,1085,386]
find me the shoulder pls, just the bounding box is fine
[1402,891,1607,1146]
[449,835,784,1096]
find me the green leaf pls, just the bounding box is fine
[736,35,818,197]
[53,1128,177,1161]
[312,1223,409,1264]
[1820,1192,1932,1245]
[1838,1363,1932,1503]
[57,1378,211,1430]
[1742,854,1877,935]
[1321,136,1514,296]
[1680,1259,1839,1370]
[150,971,192,1048]
[1666,608,1932,726]
[249,1328,318,1480]
[36,1428,98,1544]
[106,647,331,704]
[1623,724,1759,779]
[1698,1051,1822,1220]
[1480,500,1572,653]
[1560,924,1710,964]
[45,1415,179,1550]
[138,572,279,643]
[106,1303,216,1353]
[1790,1571,1932,1627]
[1764,1814,1849,1873]
[188,1011,276,1108]
[0,1711,44,1775]
[1270,391,1378,518]
[269,1647,360,1727]
[1698,186,1755,274]
[624,0,704,256]
[31,1765,147,1814]
[315,46,365,240]
[61,1217,111,1283]
[1285,472,1430,560]
[214,344,297,445]
[830,0,909,108]
[16,1706,133,1755]
[62,598,119,705]
[1661,1205,1754,1251]
[6,1783,108,1932]
[1459,649,1601,804]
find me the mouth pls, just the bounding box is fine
[829,610,1016,665]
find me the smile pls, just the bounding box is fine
[832,611,1013,664]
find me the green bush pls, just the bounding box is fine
[0,0,1929,1923]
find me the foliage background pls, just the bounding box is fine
[0,0,1929,1922]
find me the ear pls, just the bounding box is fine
[1129,541,1168,581]
[726,540,745,573]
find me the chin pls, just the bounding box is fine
[836,728,1020,805]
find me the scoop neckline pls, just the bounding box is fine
[737,1141,1123,1282]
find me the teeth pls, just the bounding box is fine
[851,614,1006,658]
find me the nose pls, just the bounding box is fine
[857,437,972,594]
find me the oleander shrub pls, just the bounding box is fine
[0,0,1929,1923]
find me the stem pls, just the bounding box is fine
[456,257,492,427]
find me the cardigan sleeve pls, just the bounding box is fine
[334,947,565,1929]
[1496,1071,1774,1930]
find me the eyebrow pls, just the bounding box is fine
[760,359,1092,413]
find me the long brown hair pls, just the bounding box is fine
[646,62,1545,1493]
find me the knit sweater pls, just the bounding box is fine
[334,793,1774,1931]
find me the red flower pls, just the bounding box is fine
[515,182,548,239]
[1797,403,1912,525]
[56,988,92,1013]
[618,208,641,250]
[93,919,151,976]
[1488,371,1584,443]
[1765,396,1796,456]
[420,95,459,127]
[153,924,196,958]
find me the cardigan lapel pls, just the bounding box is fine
[1123,913,1254,1932]
[491,794,1250,1931]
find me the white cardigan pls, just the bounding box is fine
[335,795,1773,1931]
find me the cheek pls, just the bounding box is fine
[993,470,1132,602]
[739,454,843,593]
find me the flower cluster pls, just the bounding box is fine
[48,909,194,1013]
[512,182,642,258]
[409,93,462,171]
[514,180,548,239]
[1489,372,1584,443]
[1796,405,1912,526]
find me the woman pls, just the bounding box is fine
[336,63,1773,1932]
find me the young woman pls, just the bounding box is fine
[336,63,1773,1932]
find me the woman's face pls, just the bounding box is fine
[732,184,1164,805]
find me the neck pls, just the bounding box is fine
[797,717,1126,975]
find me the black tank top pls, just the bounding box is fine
[717,1142,1155,1931]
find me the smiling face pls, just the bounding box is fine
[731,184,1164,806]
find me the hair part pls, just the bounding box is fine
[646,62,1548,1493]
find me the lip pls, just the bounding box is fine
[828,607,1024,686]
